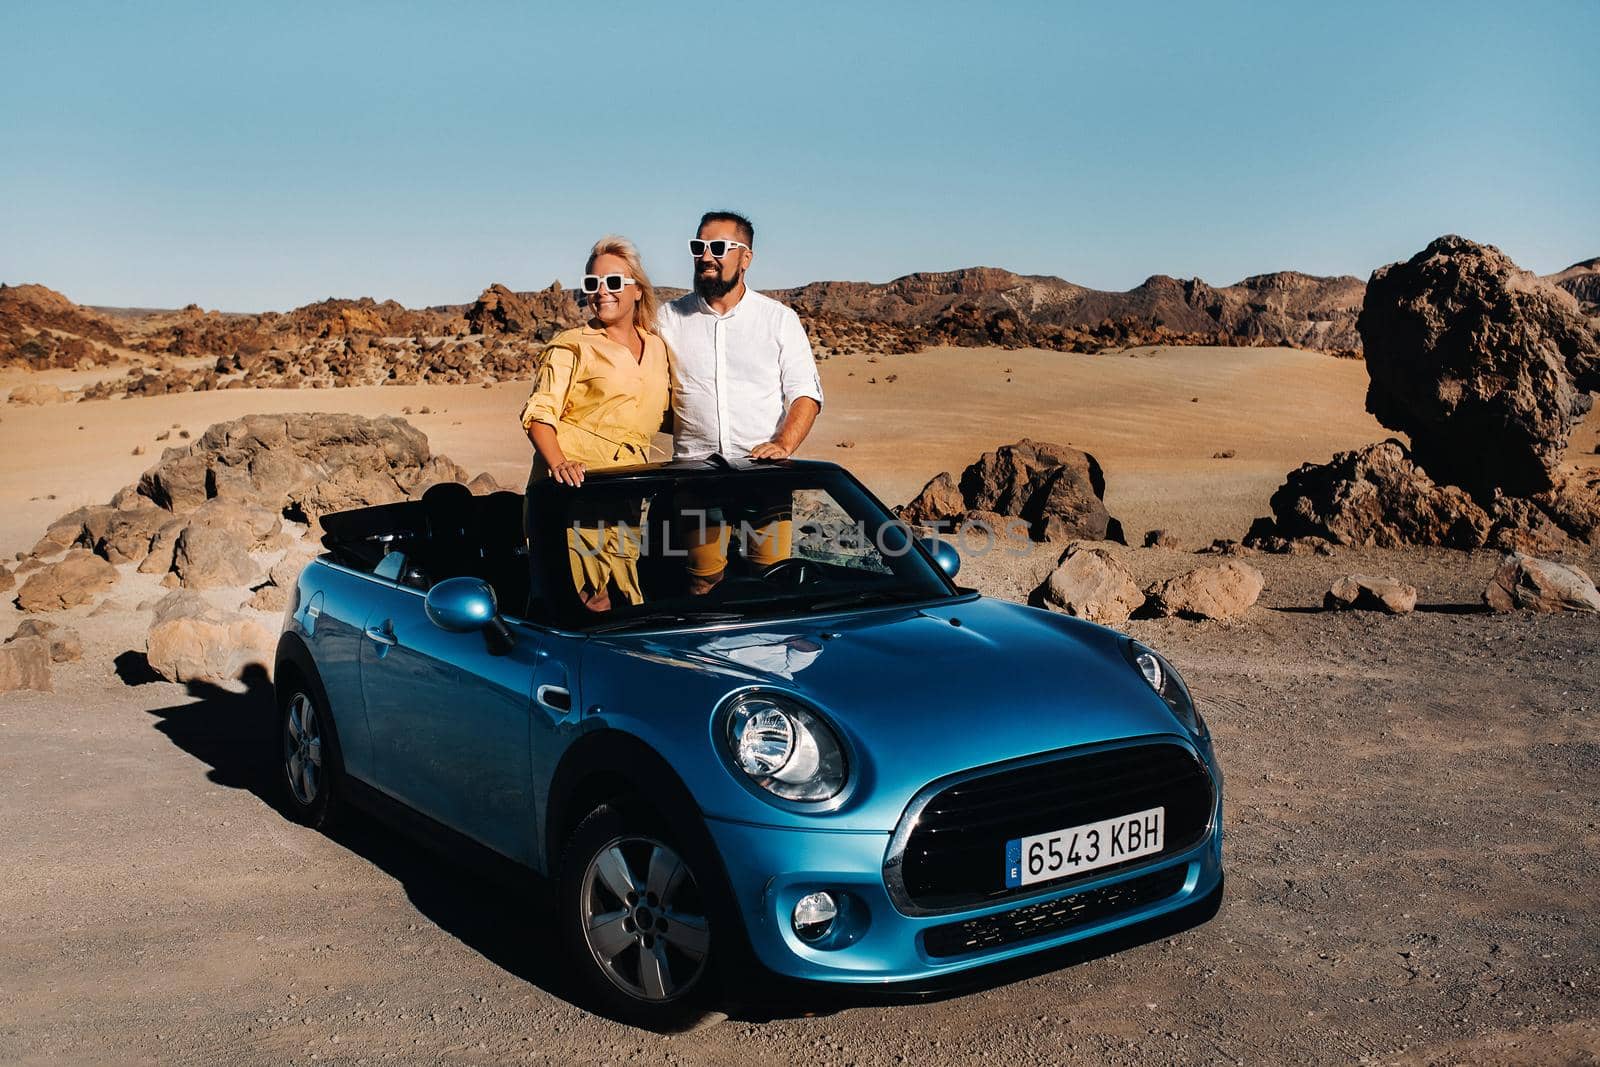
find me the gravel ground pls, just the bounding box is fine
[2,544,1598,1065]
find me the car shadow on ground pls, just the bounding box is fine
[144,666,581,1010]
[145,666,1224,1032]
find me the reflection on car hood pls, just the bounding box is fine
[598,596,1193,828]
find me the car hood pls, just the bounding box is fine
[587,596,1199,830]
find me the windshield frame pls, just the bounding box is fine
[525,463,964,634]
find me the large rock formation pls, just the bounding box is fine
[1359,235,1600,499]
[902,439,1124,543]
[1263,440,1493,549]
[27,413,474,602]
[1254,237,1600,550]
[465,281,579,338]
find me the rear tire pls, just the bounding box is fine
[558,800,724,1030]
[278,678,343,831]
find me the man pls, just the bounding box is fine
[657,210,824,592]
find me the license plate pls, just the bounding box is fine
[1004,806,1164,888]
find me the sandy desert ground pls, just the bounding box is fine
[3,345,1599,1065]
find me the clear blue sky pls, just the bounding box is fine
[2,1,1595,311]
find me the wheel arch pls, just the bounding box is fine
[544,729,706,873]
[273,631,346,760]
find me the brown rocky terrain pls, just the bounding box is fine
[776,266,1371,357]
[0,283,125,371]
[8,250,1596,404]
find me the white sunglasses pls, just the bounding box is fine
[581,273,637,294]
[688,238,749,259]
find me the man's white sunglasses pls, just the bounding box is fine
[688,238,749,259]
[581,273,636,294]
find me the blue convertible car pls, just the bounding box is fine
[273,458,1223,1026]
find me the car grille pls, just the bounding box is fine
[921,865,1188,958]
[888,742,1213,913]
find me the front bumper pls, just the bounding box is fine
[704,790,1224,985]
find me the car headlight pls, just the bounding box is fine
[1124,639,1207,738]
[723,692,847,802]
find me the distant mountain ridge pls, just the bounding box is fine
[769,266,1369,354]
[5,252,1596,383]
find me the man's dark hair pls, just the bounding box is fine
[698,210,754,247]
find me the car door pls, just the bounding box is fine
[358,581,542,861]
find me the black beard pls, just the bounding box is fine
[694,266,743,300]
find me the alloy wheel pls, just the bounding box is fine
[578,835,710,1002]
[284,692,323,807]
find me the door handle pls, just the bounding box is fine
[364,623,398,647]
[536,685,572,712]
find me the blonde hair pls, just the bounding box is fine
[586,235,658,333]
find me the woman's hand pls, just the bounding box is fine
[551,459,587,486]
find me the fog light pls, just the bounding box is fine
[791,891,838,943]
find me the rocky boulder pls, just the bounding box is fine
[1146,561,1264,621]
[0,562,12,593]
[8,383,67,405]
[0,637,52,693]
[1483,554,1600,613]
[902,439,1123,542]
[135,412,449,523]
[1359,235,1600,499]
[245,547,317,613]
[7,618,83,662]
[173,523,266,591]
[15,549,118,612]
[1263,440,1492,548]
[1324,574,1418,615]
[145,590,276,683]
[1037,544,1143,625]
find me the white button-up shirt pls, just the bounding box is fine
[657,289,824,460]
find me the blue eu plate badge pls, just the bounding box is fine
[1004,839,1022,888]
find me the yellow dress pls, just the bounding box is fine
[520,326,670,605]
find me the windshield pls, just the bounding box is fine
[527,468,957,630]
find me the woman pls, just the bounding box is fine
[520,236,670,611]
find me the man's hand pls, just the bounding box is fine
[749,440,792,461]
[551,459,587,486]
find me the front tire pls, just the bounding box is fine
[559,801,720,1029]
[279,681,342,830]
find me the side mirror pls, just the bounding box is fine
[919,536,961,579]
[425,576,499,631]
[424,576,514,653]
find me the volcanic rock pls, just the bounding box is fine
[173,523,266,591]
[0,637,52,693]
[134,412,459,527]
[902,439,1123,542]
[9,383,67,405]
[245,548,316,613]
[1038,544,1143,625]
[7,619,83,662]
[1325,575,1418,615]
[1263,440,1492,549]
[1146,561,1264,621]
[15,549,118,612]
[1359,235,1600,498]
[1483,554,1600,614]
[145,590,276,683]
